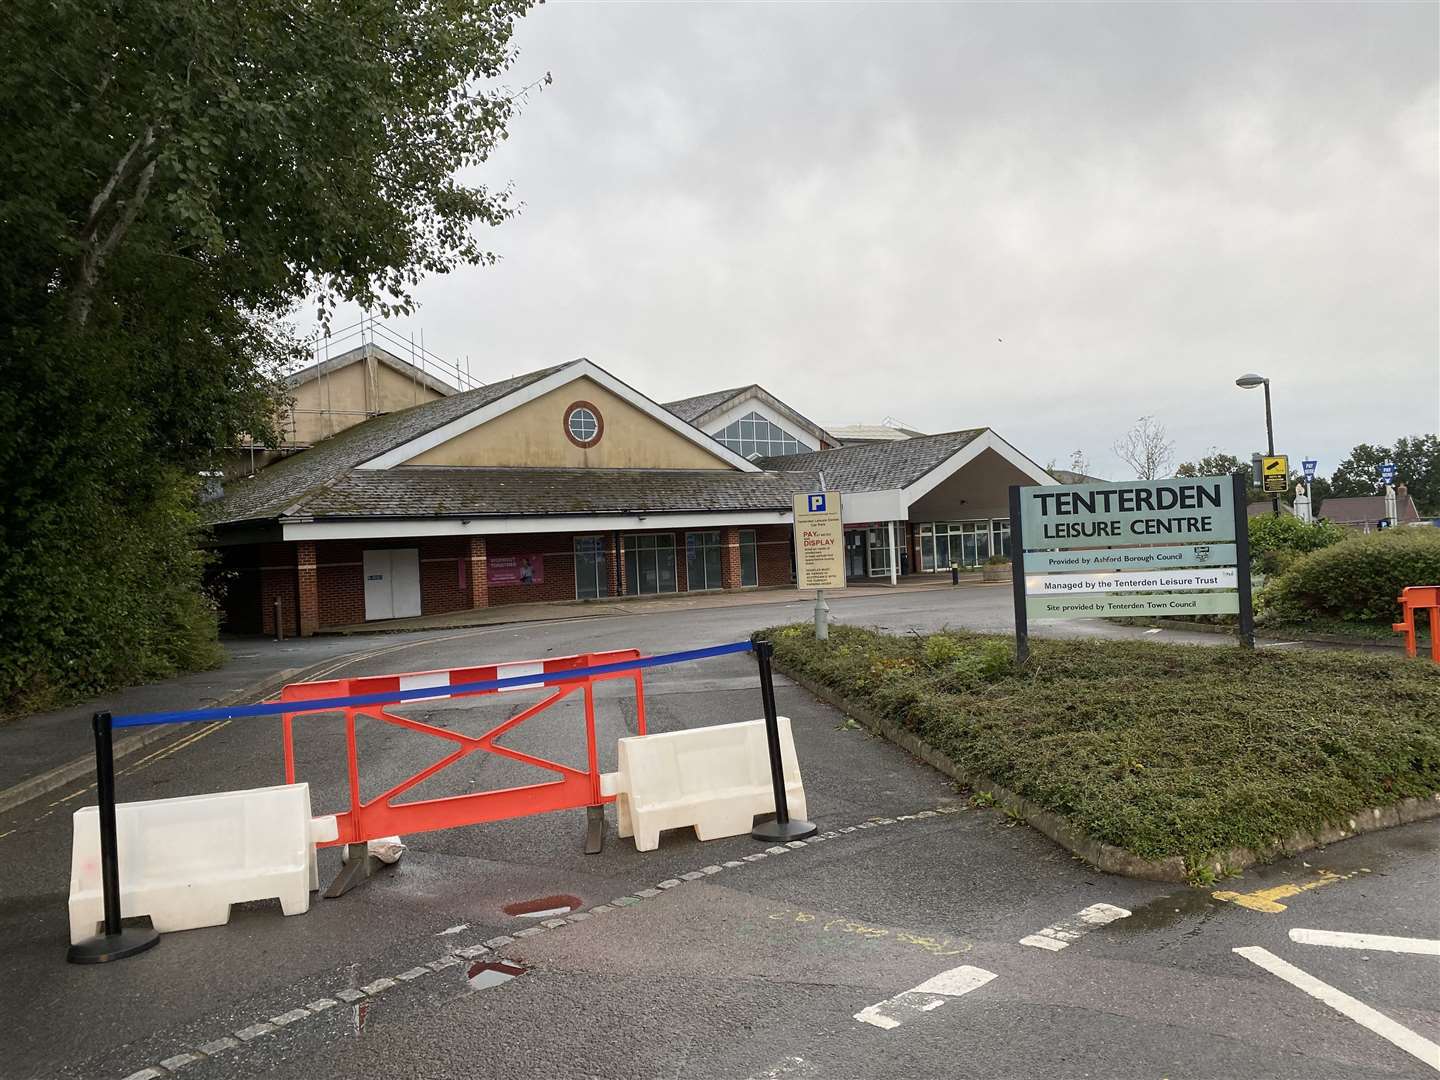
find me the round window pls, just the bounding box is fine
[564,402,603,447]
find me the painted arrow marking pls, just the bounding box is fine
[1235,947,1440,1072]
[854,965,997,1030]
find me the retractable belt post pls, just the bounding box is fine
[750,639,817,843]
[66,711,160,964]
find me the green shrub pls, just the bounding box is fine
[1260,528,1440,624]
[1248,514,1345,560]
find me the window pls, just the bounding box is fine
[739,529,758,587]
[623,534,676,595]
[574,536,608,599]
[713,411,813,459]
[991,520,1011,559]
[917,522,993,569]
[686,530,724,590]
[564,401,603,447]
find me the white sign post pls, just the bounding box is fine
[793,491,845,640]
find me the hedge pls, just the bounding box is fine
[1260,528,1440,625]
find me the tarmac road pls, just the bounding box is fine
[1,587,1435,1080]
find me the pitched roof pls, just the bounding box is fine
[664,384,839,449]
[755,429,987,490]
[663,387,751,423]
[208,363,571,524]
[290,467,813,520]
[284,343,458,397]
[1318,494,1422,525]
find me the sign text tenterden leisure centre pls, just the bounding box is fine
[1009,475,1252,648]
[1021,480,1235,545]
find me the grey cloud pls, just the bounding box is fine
[308,1,1438,478]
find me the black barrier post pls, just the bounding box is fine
[1008,485,1030,666]
[750,640,818,843]
[67,712,160,964]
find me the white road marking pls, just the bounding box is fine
[1289,928,1440,956]
[854,965,997,1030]
[747,1057,815,1079]
[1260,641,1302,648]
[1234,946,1440,1072]
[1020,902,1131,951]
[1144,628,1163,635]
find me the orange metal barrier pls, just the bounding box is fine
[1392,586,1440,662]
[279,648,647,850]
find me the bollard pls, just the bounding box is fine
[274,596,284,642]
[750,640,817,843]
[67,712,160,964]
[951,563,959,586]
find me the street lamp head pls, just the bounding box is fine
[1235,373,1268,389]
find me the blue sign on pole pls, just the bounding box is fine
[1380,462,1397,484]
[1302,459,1317,481]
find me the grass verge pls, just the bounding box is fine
[765,624,1440,878]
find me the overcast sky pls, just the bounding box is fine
[307,1,1438,480]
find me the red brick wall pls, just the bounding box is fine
[721,525,741,589]
[488,532,580,606]
[315,540,366,628]
[420,536,468,616]
[259,542,299,637]
[753,524,794,586]
[296,540,319,636]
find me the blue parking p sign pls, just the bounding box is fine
[808,493,827,513]
[1302,459,1317,481]
[1380,463,1397,484]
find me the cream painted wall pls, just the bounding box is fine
[284,360,443,445]
[404,377,736,470]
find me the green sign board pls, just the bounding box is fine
[1023,543,1238,574]
[1018,477,1235,550]
[1025,591,1242,620]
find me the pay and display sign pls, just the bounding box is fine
[792,491,845,590]
[1007,474,1254,659]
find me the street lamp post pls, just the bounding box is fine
[1236,373,1280,517]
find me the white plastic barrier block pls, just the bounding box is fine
[610,718,807,852]
[69,783,314,944]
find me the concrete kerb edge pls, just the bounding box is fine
[775,660,1440,883]
[1118,615,1407,650]
[0,665,306,816]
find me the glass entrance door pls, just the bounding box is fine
[844,530,867,578]
[574,536,607,599]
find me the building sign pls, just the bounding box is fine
[793,491,845,590]
[1018,477,1236,548]
[1261,455,1289,494]
[1007,474,1253,658]
[488,554,544,586]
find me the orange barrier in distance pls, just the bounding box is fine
[1392,586,1440,663]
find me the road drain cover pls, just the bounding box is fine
[467,960,527,990]
[503,894,580,919]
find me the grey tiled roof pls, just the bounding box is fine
[1317,494,1422,525]
[208,363,573,524]
[663,386,752,423]
[288,468,814,519]
[756,429,987,490]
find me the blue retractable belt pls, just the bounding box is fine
[111,639,755,728]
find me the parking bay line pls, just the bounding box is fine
[1213,868,1369,913]
[1019,902,1131,951]
[854,965,997,1030]
[1234,946,1440,1073]
[1290,928,1440,956]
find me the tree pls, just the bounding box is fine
[1069,449,1091,477]
[1330,436,1440,513]
[1175,449,1250,483]
[1113,417,1175,480]
[0,0,540,708]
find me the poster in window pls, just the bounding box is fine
[488,554,545,586]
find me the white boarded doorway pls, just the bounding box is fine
[362,548,422,621]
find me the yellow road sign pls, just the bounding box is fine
[1261,454,1289,493]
